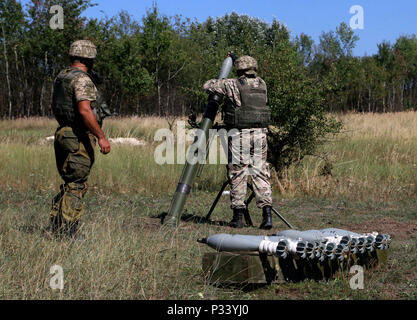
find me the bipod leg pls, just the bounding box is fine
[205,180,229,221]
[271,207,294,229]
[243,188,255,227]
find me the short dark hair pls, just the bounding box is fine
[70,56,94,66]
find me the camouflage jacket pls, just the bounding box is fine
[203,76,268,108]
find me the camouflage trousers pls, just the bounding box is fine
[227,128,272,209]
[50,126,96,225]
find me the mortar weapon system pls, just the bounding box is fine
[162,51,294,229]
[162,52,235,227]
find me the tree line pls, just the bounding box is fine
[1,0,417,120]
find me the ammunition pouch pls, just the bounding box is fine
[224,108,271,129]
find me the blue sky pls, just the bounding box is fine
[22,0,417,56]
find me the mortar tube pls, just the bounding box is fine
[163,55,234,227]
[163,96,221,227]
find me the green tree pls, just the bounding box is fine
[0,0,25,118]
[140,5,175,115]
[23,0,95,116]
[295,33,314,66]
[312,23,360,112]
[86,12,153,115]
[394,35,417,109]
[263,40,341,173]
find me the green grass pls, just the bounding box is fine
[0,114,416,300]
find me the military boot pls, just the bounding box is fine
[259,206,273,230]
[229,208,244,229]
[65,221,85,241]
[43,215,63,240]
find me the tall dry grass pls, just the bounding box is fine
[275,112,417,202]
[1,112,416,202]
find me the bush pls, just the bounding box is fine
[261,42,342,173]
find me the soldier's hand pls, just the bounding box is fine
[98,136,111,154]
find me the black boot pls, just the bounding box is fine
[229,208,244,229]
[65,221,85,241]
[259,206,273,230]
[43,215,63,239]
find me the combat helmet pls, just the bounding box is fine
[69,40,97,59]
[234,55,258,75]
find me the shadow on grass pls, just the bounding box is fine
[16,224,43,234]
[154,212,255,228]
[209,282,269,293]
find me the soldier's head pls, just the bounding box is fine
[69,40,97,71]
[234,55,258,77]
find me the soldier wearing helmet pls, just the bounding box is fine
[203,55,273,230]
[45,40,111,239]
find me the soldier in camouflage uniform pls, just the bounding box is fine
[203,56,273,230]
[45,40,111,239]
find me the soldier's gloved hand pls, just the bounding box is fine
[98,136,111,154]
[229,51,238,62]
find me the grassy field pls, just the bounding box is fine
[0,113,416,300]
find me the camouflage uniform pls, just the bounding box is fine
[203,63,273,211]
[50,70,97,225]
[49,40,98,234]
[227,127,272,209]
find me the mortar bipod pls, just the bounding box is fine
[205,179,254,227]
[205,179,294,229]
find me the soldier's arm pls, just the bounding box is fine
[78,101,111,154]
[73,73,111,154]
[203,79,228,97]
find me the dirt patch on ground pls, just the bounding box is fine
[341,217,417,240]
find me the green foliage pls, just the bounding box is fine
[295,33,314,65]
[86,12,154,114]
[2,3,417,119]
[24,0,95,71]
[309,22,417,112]
[263,40,342,172]
[0,0,25,39]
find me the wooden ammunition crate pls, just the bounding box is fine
[202,250,388,285]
